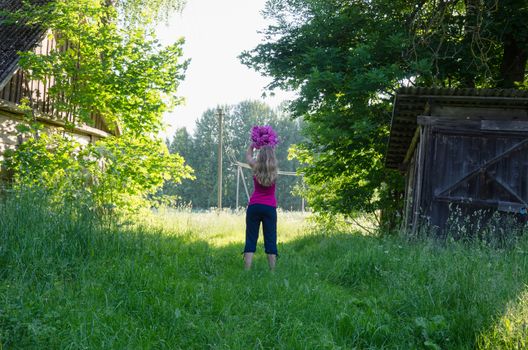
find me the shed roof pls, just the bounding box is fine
[385,87,528,170]
[0,0,50,89]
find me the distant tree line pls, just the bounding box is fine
[164,100,306,210]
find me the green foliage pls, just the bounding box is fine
[478,292,528,349]
[2,0,191,209]
[91,134,193,208]
[115,0,186,26]
[240,0,413,223]
[240,0,528,227]
[3,193,528,348]
[3,132,193,210]
[14,0,188,135]
[165,100,306,209]
[3,134,88,196]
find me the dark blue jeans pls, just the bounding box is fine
[244,204,278,255]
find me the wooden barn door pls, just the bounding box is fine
[427,123,528,229]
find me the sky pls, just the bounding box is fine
[155,0,296,138]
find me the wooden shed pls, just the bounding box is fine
[0,0,114,162]
[386,87,528,234]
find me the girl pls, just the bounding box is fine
[243,144,278,271]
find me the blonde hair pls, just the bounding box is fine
[253,146,278,187]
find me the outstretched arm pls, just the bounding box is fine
[246,145,256,168]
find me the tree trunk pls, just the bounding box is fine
[461,0,480,88]
[498,34,528,88]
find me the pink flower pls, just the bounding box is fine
[250,125,279,149]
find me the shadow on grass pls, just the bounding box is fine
[1,199,528,349]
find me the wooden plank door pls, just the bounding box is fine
[430,129,528,218]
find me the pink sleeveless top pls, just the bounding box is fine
[248,176,277,208]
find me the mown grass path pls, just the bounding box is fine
[1,202,528,349]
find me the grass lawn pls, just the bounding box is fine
[1,196,528,349]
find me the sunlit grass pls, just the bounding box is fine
[143,208,311,246]
[478,281,528,349]
[2,192,528,349]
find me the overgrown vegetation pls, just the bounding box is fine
[241,0,528,224]
[2,2,528,347]
[3,132,192,210]
[2,191,528,349]
[1,0,193,210]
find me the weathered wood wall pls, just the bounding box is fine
[387,88,528,234]
[0,31,112,136]
[409,111,528,234]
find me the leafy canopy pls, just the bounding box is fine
[114,0,186,26]
[3,0,193,209]
[241,0,528,224]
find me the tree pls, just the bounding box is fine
[240,0,528,226]
[167,100,306,209]
[3,0,193,209]
[167,127,194,161]
[113,0,186,27]
[163,127,195,205]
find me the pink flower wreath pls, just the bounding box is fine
[250,125,279,149]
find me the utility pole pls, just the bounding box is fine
[216,107,224,210]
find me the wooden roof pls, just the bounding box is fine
[385,87,528,170]
[0,0,50,89]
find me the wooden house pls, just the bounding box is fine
[386,87,528,234]
[0,0,114,162]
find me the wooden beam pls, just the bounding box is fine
[431,106,528,119]
[39,116,112,139]
[481,120,528,132]
[0,99,112,138]
[240,169,250,201]
[397,94,528,104]
[234,160,298,176]
[402,127,419,166]
[417,115,481,128]
[487,175,528,207]
[411,126,426,235]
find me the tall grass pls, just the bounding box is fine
[1,191,528,349]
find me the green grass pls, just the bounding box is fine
[2,193,528,349]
